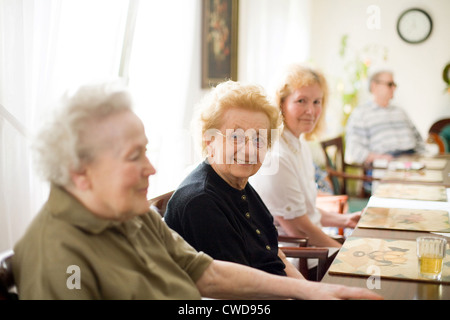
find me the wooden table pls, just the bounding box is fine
[322,158,450,299]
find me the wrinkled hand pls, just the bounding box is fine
[305,281,383,300]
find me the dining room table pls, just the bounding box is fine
[321,155,450,300]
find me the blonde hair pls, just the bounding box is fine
[194,80,282,157]
[274,64,329,140]
[33,82,133,187]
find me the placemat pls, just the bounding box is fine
[382,170,443,183]
[373,183,448,202]
[394,157,448,170]
[328,237,450,284]
[358,207,450,233]
[419,158,448,170]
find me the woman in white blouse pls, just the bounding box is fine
[251,64,361,251]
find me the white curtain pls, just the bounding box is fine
[238,0,312,92]
[128,0,206,199]
[0,0,130,252]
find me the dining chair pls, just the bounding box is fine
[320,136,376,197]
[278,235,330,281]
[148,190,175,218]
[428,118,450,154]
[0,252,18,300]
[316,194,349,236]
[319,135,376,234]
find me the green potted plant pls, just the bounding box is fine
[338,34,389,128]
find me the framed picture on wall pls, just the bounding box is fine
[201,0,239,88]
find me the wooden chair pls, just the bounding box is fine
[278,235,329,281]
[316,194,349,236]
[428,118,450,154]
[428,118,450,135]
[0,252,18,300]
[148,190,175,218]
[149,191,331,281]
[320,136,376,197]
[320,136,377,234]
[427,132,446,154]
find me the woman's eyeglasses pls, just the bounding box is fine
[215,130,267,149]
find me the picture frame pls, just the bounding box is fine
[201,0,239,88]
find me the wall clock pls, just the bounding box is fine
[397,8,433,44]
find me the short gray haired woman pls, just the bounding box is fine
[165,81,305,278]
[12,81,381,300]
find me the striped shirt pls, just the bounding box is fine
[344,101,425,164]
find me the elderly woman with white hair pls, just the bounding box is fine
[12,82,381,300]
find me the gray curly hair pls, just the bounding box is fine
[33,82,133,187]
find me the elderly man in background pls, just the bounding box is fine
[345,70,425,166]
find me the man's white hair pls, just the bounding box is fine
[368,69,394,92]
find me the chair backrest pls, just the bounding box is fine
[320,135,375,198]
[148,190,175,218]
[280,246,329,281]
[427,132,446,154]
[0,253,18,300]
[428,118,450,135]
[428,118,450,154]
[320,136,347,195]
[278,235,311,279]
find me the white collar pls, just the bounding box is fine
[281,129,302,154]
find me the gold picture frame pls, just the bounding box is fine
[201,0,239,88]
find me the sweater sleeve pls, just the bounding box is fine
[345,108,370,164]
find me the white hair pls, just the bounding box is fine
[368,69,394,92]
[33,82,133,187]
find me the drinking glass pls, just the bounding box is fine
[416,236,447,280]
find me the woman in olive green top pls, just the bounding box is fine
[12,82,382,300]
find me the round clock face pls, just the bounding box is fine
[397,8,433,44]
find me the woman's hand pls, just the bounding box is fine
[345,211,362,229]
